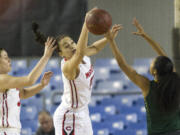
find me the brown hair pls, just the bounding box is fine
[55,35,69,52]
[32,22,68,53]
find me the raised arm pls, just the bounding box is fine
[84,37,108,56]
[63,15,89,80]
[132,18,167,56]
[106,25,150,97]
[84,25,121,56]
[20,71,53,99]
[0,37,56,90]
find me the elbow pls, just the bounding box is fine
[20,90,28,99]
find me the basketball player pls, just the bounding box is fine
[0,37,57,135]
[31,8,121,134]
[52,13,123,135]
[107,19,180,135]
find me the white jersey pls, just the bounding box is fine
[53,56,94,135]
[61,56,94,109]
[0,89,21,133]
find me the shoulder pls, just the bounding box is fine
[6,88,18,93]
[84,56,90,60]
[61,58,66,68]
[61,58,65,65]
[84,56,91,63]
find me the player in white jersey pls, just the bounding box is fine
[0,37,56,135]
[52,8,121,135]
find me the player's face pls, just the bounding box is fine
[38,114,53,133]
[58,37,76,59]
[0,50,11,74]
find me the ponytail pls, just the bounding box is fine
[32,22,47,45]
[32,22,59,52]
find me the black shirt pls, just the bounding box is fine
[36,127,55,135]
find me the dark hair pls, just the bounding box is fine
[32,22,47,45]
[32,22,60,52]
[55,35,69,52]
[154,56,180,113]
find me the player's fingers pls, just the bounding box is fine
[113,25,122,32]
[52,45,58,52]
[49,39,56,48]
[112,24,122,32]
[132,32,141,35]
[49,37,54,44]
[52,39,57,46]
[44,72,53,78]
[45,37,50,45]
[45,71,53,75]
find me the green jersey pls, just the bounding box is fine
[144,80,180,135]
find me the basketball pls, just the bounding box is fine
[86,8,112,35]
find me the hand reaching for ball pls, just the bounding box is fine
[85,7,98,18]
[85,8,112,35]
[132,18,145,36]
[105,24,123,41]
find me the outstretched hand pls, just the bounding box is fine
[132,18,145,36]
[44,37,57,58]
[40,71,53,87]
[105,24,123,41]
[85,7,98,22]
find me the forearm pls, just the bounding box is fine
[76,23,88,54]
[109,40,149,93]
[109,40,128,70]
[109,40,136,78]
[90,38,108,52]
[21,83,45,99]
[63,23,88,80]
[28,56,49,84]
[142,33,167,56]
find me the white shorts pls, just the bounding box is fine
[53,104,93,135]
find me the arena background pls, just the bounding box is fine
[0,0,176,135]
[0,0,173,64]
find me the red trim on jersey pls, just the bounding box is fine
[2,94,5,127]
[72,81,78,108]
[62,111,75,135]
[72,114,75,135]
[69,81,74,108]
[85,65,94,79]
[62,110,69,135]
[5,93,9,127]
